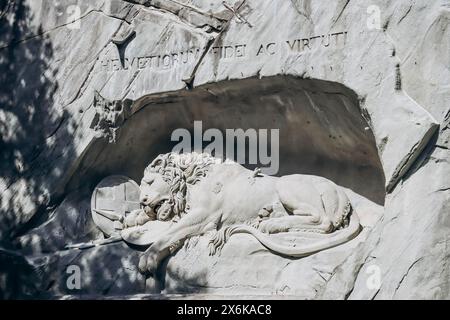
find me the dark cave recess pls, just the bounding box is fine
[68,76,385,205]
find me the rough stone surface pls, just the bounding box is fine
[0,0,449,299]
[14,191,103,255]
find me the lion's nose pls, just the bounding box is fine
[140,195,150,206]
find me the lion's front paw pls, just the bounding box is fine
[258,219,289,234]
[138,247,162,275]
[125,209,153,228]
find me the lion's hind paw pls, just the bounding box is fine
[208,226,242,256]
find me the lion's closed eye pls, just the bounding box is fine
[142,177,154,185]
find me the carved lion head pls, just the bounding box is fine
[139,152,216,221]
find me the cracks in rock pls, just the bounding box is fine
[395,63,402,91]
[371,288,381,300]
[182,37,216,89]
[342,253,372,300]
[1,8,123,51]
[124,0,226,33]
[0,0,13,20]
[1,3,139,54]
[442,108,450,130]
[312,267,333,283]
[64,61,99,108]
[331,0,350,29]
[435,144,449,150]
[289,0,312,23]
[222,1,252,28]
[113,32,137,70]
[118,15,180,98]
[102,269,122,295]
[184,0,248,89]
[386,216,398,226]
[45,116,66,140]
[394,257,424,295]
[434,187,450,193]
[172,0,226,23]
[2,5,136,117]
[329,231,383,300]
[120,0,250,92]
[397,4,413,25]
[89,8,136,25]
[387,124,439,193]
[121,69,142,98]
[63,7,136,109]
[184,282,261,291]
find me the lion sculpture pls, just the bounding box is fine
[122,152,361,275]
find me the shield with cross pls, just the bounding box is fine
[91,175,141,236]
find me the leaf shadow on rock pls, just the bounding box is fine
[0,0,79,299]
[0,0,77,240]
[155,243,210,296]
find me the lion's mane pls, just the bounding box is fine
[144,152,218,219]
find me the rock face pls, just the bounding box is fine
[0,0,449,299]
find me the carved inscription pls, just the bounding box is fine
[286,32,348,52]
[101,44,248,72]
[257,32,348,56]
[101,47,203,72]
[210,44,247,59]
[101,32,347,72]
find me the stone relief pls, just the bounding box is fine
[91,175,140,237]
[90,152,361,276]
[2,0,448,300]
[90,91,132,143]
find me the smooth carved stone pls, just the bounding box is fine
[91,175,141,236]
[130,152,361,276]
[121,220,173,246]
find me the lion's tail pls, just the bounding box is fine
[224,211,361,258]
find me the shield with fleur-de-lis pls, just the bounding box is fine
[91,175,141,236]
